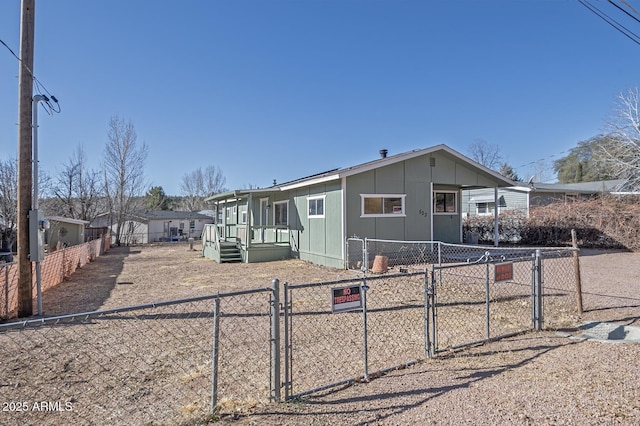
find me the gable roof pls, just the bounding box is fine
[279,144,515,190]
[206,144,515,202]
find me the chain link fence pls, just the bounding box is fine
[0,288,273,425]
[426,249,578,355]
[283,271,427,399]
[346,238,570,271]
[1,241,580,423]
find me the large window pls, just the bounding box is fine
[360,194,406,217]
[308,196,325,218]
[274,201,288,226]
[434,191,457,214]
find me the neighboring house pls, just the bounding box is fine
[462,179,627,218]
[203,144,516,268]
[90,211,214,244]
[46,216,90,250]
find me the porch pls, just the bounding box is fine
[201,223,292,263]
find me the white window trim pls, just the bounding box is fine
[433,190,458,215]
[476,201,497,216]
[360,194,407,218]
[307,195,326,219]
[273,200,289,226]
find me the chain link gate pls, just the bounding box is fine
[282,271,427,400]
[426,251,544,356]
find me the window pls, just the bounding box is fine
[476,202,495,216]
[241,211,247,224]
[308,196,325,218]
[189,220,195,230]
[226,207,232,220]
[274,201,288,226]
[179,222,185,229]
[360,194,406,217]
[434,191,457,214]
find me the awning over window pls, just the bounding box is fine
[469,196,495,203]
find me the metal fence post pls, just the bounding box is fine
[485,256,491,339]
[270,279,281,402]
[363,238,369,272]
[532,250,543,330]
[361,275,369,380]
[211,296,221,413]
[283,281,291,399]
[424,267,434,358]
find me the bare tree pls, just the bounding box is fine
[48,145,101,222]
[0,158,18,250]
[528,159,555,184]
[601,87,640,190]
[180,165,227,211]
[468,139,503,170]
[103,116,149,245]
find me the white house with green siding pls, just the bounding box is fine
[203,144,515,268]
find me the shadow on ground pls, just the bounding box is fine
[40,246,132,317]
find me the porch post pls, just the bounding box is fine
[429,182,434,241]
[247,193,252,250]
[493,187,499,247]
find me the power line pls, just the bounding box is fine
[577,0,640,45]
[516,150,569,170]
[608,0,640,25]
[618,0,640,19]
[0,36,60,114]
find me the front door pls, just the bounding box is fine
[432,189,462,243]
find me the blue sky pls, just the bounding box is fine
[1,0,640,195]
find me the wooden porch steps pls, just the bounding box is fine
[219,241,242,263]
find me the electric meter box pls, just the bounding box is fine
[29,209,46,262]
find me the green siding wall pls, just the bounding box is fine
[290,181,344,267]
[344,154,483,244]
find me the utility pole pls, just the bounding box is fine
[17,0,36,317]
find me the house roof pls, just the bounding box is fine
[206,144,516,202]
[131,210,215,221]
[279,144,515,190]
[92,210,215,223]
[47,216,90,225]
[512,179,627,194]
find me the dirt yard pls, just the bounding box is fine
[37,243,640,425]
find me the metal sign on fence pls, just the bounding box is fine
[494,262,514,282]
[331,285,363,313]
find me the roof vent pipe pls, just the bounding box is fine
[380,149,388,158]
